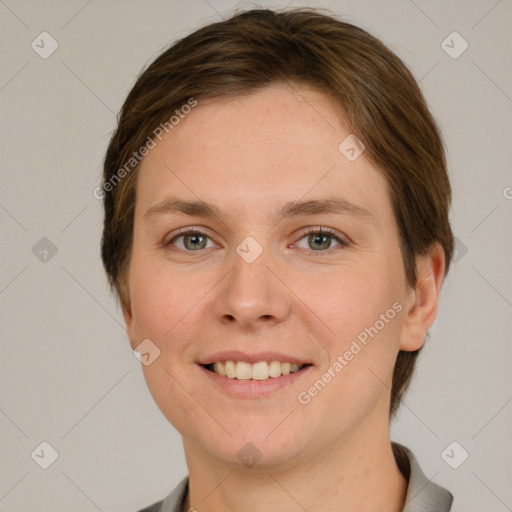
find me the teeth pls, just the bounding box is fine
[235,361,252,380]
[251,361,269,380]
[209,360,306,380]
[213,362,226,377]
[225,360,236,378]
[269,360,282,378]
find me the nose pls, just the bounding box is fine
[214,240,292,330]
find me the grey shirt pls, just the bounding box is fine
[138,442,453,512]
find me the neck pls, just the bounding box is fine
[181,413,407,512]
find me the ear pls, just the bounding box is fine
[122,295,138,351]
[399,243,446,352]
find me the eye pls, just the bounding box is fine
[294,227,348,254]
[164,226,349,254]
[166,228,216,251]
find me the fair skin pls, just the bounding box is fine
[123,83,445,512]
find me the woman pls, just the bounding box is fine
[100,7,454,511]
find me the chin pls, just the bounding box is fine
[201,422,312,470]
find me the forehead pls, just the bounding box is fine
[135,84,391,224]
[154,84,350,159]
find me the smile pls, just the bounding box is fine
[204,360,311,380]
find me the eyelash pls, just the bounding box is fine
[164,226,349,255]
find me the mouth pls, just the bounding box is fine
[201,360,313,380]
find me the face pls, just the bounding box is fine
[124,83,425,470]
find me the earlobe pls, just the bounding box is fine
[399,243,446,352]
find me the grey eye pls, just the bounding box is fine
[295,231,343,251]
[170,231,215,251]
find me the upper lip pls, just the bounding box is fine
[198,351,312,366]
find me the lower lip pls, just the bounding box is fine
[197,364,313,398]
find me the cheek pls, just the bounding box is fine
[131,264,203,427]
[130,261,193,337]
[129,260,218,379]
[294,262,404,392]
[293,263,399,341]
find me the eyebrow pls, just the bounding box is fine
[143,196,374,223]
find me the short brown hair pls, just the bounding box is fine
[101,6,454,418]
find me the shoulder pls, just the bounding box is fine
[135,476,189,512]
[137,502,165,512]
[393,442,454,512]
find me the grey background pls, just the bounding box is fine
[1,0,511,510]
